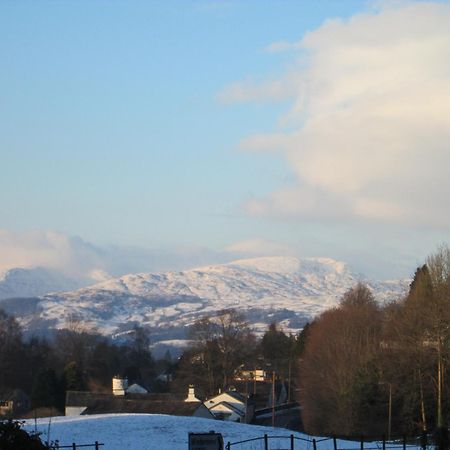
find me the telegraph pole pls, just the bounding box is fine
[272,371,276,427]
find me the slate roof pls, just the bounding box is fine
[224,391,246,403]
[65,391,113,407]
[82,398,213,417]
[65,391,183,407]
[125,393,182,402]
[207,391,246,404]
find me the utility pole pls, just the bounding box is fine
[379,381,392,440]
[272,371,276,427]
[288,359,291,403]
[388,382,392,441]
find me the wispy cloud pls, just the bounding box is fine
[0,229,233,281]
[0,230,103,279]
[222,1,450,229]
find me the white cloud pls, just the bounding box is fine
[226,1,450,229]
[0,229,234,281]
[0,230,99,277]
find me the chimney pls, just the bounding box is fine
[112,376,128,396]
[185,384,201,402]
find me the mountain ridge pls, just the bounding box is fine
[0,267,84,300]
[0,257,409,356]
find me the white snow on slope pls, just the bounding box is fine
[0,267,83,300]
[8,257,408,344]
[25,414,364,450]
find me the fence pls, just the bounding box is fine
[226,433,314,450]
[225,433,436,450]
[48,442,104,450]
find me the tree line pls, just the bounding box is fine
[299,246,450,438]
[0,306,302,415]
[0,317,157,413]
[0,245,448,438]
[173,309,304,397]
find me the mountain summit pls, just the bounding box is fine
[0,257,407,353]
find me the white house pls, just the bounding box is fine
[205,391,247,422]
[208,401,245,422]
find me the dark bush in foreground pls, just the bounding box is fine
[0,419,48,450]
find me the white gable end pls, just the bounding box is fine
[206,393,245,413]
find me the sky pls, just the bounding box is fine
[1,0,450,280]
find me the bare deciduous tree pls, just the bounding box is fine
[185,309,256,394]
[299,284,383,436]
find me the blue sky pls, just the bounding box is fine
[1,0,450,279]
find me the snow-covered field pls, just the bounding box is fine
[24,414,360,450]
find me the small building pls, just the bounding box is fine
[252,402,302,430]
[65,379,213,420]
[0,400,13,417]
[82,396,214,419]
[235,369,267,382]
[208,401,245,422]
[205,391,248,422]
[65,391,113,416]
[0,389,30,417]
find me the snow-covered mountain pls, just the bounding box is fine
[1,257,408,353]
[0,267,84,300]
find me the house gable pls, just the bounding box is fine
[206,392,245,413]
[209,401,245,422]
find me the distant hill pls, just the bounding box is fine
[1,257,408,353]
[0,267,83,300]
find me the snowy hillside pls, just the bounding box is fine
[25,413,363,450]
[0,267,83,300]
[5,257,408,351]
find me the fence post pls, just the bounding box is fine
[421,432,427,450]
[290,434,294,450]
[72,443,76,450]
[226,441,231,450]
[403,435,406,450]
[264,434,269,450]
[360,436,364,450]
[333,436,338,450]
[313,438,317,450]
[95,441,99,450]
[382,434,386,450]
